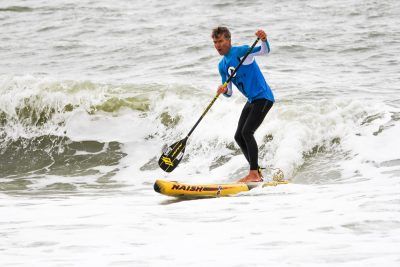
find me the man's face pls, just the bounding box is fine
[213,34,231,55]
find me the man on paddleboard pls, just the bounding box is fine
[212,26,274,183]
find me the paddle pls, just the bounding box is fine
[158,37,260,172]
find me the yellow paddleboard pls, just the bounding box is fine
[154,179,289,198]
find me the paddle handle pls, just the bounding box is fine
[186,38,260,138]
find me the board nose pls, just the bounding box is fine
[153,181,161,193]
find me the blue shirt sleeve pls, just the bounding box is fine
[218,61,232,97]
[237,45,250,58]
[218,61,227,84]
[252,40,271,54]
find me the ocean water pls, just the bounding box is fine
[1,0,400,266]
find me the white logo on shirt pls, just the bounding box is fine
[228,66,236,77]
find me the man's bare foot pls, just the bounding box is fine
[238,170,263,183]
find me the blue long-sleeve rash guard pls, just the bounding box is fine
[218,40,274,103]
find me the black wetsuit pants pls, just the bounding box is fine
[234,98,273,170]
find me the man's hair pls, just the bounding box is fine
[211,26,231,39]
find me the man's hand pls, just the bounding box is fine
[255,29,267,41]
[217,84,228,95]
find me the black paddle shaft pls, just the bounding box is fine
[186,37,260,138]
